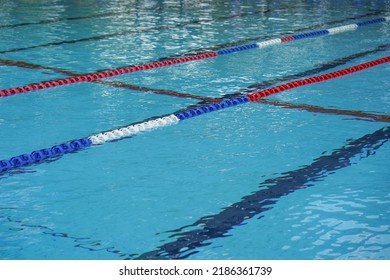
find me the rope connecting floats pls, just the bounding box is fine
[1,56,389,174]
[0,16,389,98]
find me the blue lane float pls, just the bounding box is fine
[217,43,258,55]
[356,17,387,26]
[291,29,330,40]
[174,96,250,120]
[0,138,92,173]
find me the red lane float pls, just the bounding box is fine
[247,56,390,101]
[281,36,295,42]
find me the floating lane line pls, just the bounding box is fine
[214,16,389,53]
[0,16,389,98]
[254,16,390,48]
[1,56,389,174]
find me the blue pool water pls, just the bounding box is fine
[0,0,389,260]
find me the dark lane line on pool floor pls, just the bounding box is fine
[95,80,222,102]
[257,100,390,123]
[0,4,183,29]
[0,7,272,30]
[0,9,271,54]
[134,126,390,260]
[0,212,129,259]
[0,58,76,75]
[0,10,142,29]
[0,58,218,102]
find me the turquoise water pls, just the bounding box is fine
[0,0,389,260]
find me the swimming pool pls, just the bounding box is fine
[0,0,389,260]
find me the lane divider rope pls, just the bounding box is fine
[247,56,390,101]
[0,16,388,98]
[1,56,389,174]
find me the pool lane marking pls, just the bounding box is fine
[1,56,389,174]
[0,9,271,53]
[0,10,141,29]
[0,58,75,76]
[94,80,221,102]
[134,126,390,259]
[1,214,128,258]
[258,100,390,123]
[1,14,389,98]
[218,16,389,53]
